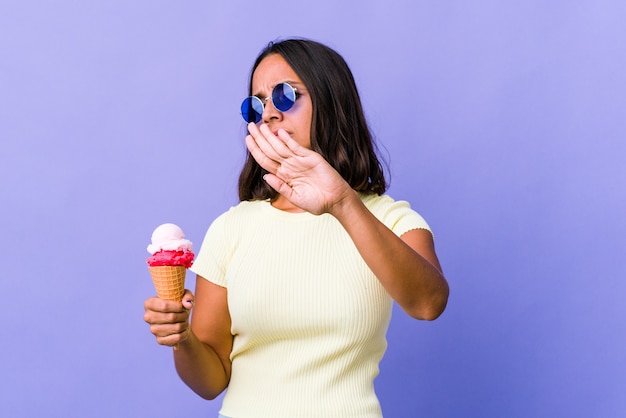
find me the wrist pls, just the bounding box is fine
[329,188,362,222]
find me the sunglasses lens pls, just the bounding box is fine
[272,83,297,112]
[241,96,263,123]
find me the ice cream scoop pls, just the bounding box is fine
[147,223,193,255]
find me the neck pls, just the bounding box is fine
[271,195,306,213]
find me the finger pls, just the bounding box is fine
[150,319,188,337]
[156,336,178,347]
[182,289,195,310]
[246,134,280,173]
[144,309,189,326]
[263,173,290,196]
[257,124,293,158]
[144,297,169,313]
[158,336,184,348]
[275,128,308,156]
[157,321,192,346]
[144,298,189,324]
[144,297,186,314]
[248,122,293,162]
[248,122,288,157]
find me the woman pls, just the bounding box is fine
[144,38,449,418]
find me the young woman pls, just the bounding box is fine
[144,39,449,418]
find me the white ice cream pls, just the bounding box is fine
[147,223,193,254]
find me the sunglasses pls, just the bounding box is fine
[240,82,299,123]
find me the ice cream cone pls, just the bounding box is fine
[148,265,186,301]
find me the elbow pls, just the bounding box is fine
[406,283,450,321]
[407,303,447,321]
[192,386,227,401]
[200,391,223,401]
[419,303,447,321]
[176,368,229,401]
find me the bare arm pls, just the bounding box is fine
[246,123,449,319]
[330,190,448,319]
[144,277,233,399]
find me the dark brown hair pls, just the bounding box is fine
[238,39,387,201]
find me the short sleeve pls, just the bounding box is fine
[189,212,231,288]
[363,194,432,237]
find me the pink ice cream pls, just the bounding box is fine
[146,223,194,268]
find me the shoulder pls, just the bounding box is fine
[192,201,269,275]
[214,200,268,223]
[201,200,267,240]
[360,193,413,217]
[227,199,267,214]
[360,193,432,236]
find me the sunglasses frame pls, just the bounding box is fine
[240,82,299,123]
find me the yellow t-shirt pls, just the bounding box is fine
[190,194,431,417]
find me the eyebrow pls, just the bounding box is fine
[252,80,302,98]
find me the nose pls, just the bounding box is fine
[262,97,282,123]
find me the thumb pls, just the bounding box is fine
[263,173,290,196]
[182,289,195,310]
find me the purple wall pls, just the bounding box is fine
[1,1,624,417]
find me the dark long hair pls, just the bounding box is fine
[238,39,387,201]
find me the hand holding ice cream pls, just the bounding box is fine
[145,223,195,349]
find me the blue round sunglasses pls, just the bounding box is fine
[240,82,299,123]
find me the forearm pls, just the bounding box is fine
[173,329,230,400]
[330,190,449,320]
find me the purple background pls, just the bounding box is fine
[1,1,625,417]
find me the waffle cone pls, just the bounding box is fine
[148,265,186,301]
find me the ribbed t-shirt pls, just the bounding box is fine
[190,193,431,417]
